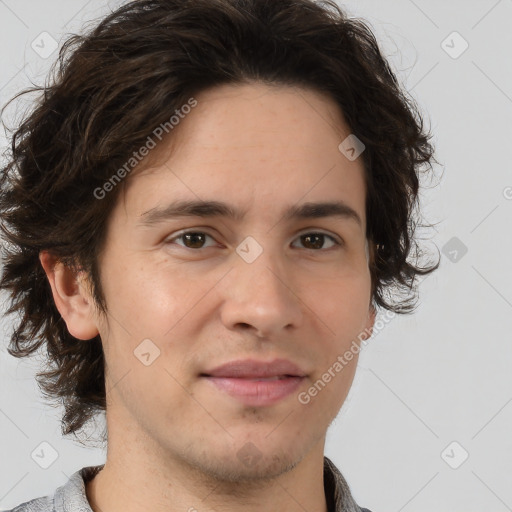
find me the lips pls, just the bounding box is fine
[201,358,307,407]
[201,358,307,379]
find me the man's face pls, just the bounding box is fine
[90,82,374,481]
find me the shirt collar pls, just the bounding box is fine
[323,456,365,512]
[54,457,363,512]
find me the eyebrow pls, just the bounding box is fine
[138,199,362,228]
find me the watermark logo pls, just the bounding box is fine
[236,441,263,467]
[236,236,264,263]
[441,31,469,60]
[31,441,59,469]
[31,32,58,59]
[442,236,468,263]
[338,134,365,161]
[134,338,161,366]
[441,441,469,469]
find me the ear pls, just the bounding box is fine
[39,250,100,340]
[360,304,376,341]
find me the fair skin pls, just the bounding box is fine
[40,82,375,512]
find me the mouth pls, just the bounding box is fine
[200,375,305,407]
[200,358,307,407]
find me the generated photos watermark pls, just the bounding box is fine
[297,308,396,405]
[93,97,198,200]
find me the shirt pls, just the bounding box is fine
[4,456,373,512]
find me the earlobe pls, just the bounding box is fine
[39,250,100,340]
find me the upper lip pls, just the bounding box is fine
[201,358,307,378]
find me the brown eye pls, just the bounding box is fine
[166,231,216,249]
[292,232,340,250]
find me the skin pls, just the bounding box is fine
[40,82,376,512]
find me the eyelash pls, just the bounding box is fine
[164,229,342,252]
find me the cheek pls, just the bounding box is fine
[305,275,370,397]
[101,255,197,332]
[310,274,371,333]
[98,258,215,385]
[297,351,359,427]
[108,355,206,439]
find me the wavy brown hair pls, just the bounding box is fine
[0,0,440,442]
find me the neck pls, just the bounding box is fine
[85,433,329,512]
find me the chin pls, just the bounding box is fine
[203,451,301,483]
[181,441,305,484]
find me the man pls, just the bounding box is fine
[0,1,439,511]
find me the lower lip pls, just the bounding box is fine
[202,376,305,407]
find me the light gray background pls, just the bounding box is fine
[0,1,511,511]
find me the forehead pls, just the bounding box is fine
[167,82,351,155]
[119,82,366,226]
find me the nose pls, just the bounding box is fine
[219,245,304,338]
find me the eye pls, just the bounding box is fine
[165,230,341,251]
[166,231,218,249]
[292,232,341,251]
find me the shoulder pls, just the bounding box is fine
[2,464,103,512]
[2,494,53,512]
